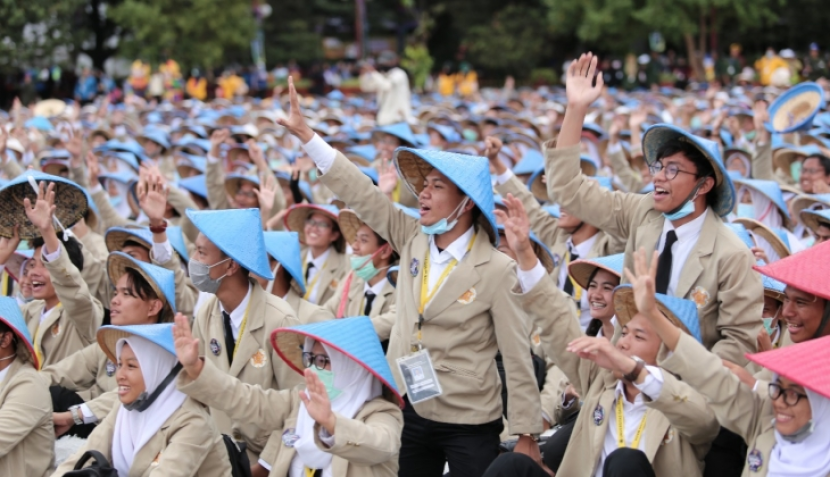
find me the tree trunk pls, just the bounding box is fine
[684,32,704,82]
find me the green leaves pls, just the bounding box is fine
[465,5,547,77]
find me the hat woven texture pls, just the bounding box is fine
[105,226,154,253]
[569,254,624,290]
[186,208,274,280]
[284,204,341,245]
[733,218,791,261]
[224,173,260,198]
[0,170,89,239]
[613,284,702,342]
[767,82,825,134]
[97,323,176,364]
[800,208,830,234]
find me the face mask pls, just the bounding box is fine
[762,317,774,335]
[110,196,123,207]
[463,129,478,142]
[737,203,755,219]
[309,366,342,401]
[188,257,231,294]
[663,199,696,221]
[350,244,390,281]
[422,197,469,235]
[791,161,802,183]
[744,130,756,141]
[690,116,702,130]
[308,168,318,182]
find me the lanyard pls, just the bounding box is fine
[304,468,319,477]
[564,249,583,302]
[616,395,648,449]
[303,257,330,301]
[416,234,476,346]
[232,298,253,360]
[33,303,62,369]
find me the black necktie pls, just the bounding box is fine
[655,230,678,295]
[364,291,376,315]
[305,262,315,282]
[222,311,235,366]
[563,248,580,296]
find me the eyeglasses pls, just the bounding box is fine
[235,189,257,199]
[305,218,332,230]
[801,167,824,176]
[302,352,331,370]
[647,162,699,181]
[769,383,808,406]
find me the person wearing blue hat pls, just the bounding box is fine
[173,314,403,477]
[186,207,303,464]
[278,77,544,477]
[489,219,718,477]
[260,231,333,325]
[43,251,178,439]
[800,208,830,245]
[53,323,232,476]
[138,129,176,181]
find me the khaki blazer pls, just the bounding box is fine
[608,144,645,193]
[520,275,719,477]
[284,287,334,324]
[302,248,349,306]
[0,359,55,477]
[52,398,231,477]
[661,333,793,477]
[205,158,286,221]
[78,231,111,306]
[323,273,397,340]
[40,342,115,401]
[23,247,105,367]
[751,141,799,188]
[192,280,304,455]
[178,359,403,477]
[546,143,763,365]
[92,183,201,232]
[321,152,543,434]
[2,158,24,181]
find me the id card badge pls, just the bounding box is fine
[396,349,443,404]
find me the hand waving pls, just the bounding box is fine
[0,226,21,265]
[300,368,337,435]
[276,77,314,143]
[255,171,278,210]
[173,313,203,378]
[137,167,169,223]
[623,247,660,319]
[494,194,532,255]
[378,159,399,196]
[23,182,57,232]
[566,54,604,109]
[209,128,230,158]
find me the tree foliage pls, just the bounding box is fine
[464,5,548,77]
[0,0,85,71]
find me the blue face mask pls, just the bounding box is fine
[309,366,342,401]
[422,197,469,235]
[737,203,755,219]
[763,317,775,335]
[110,195,123,207]
[663,199,696,221]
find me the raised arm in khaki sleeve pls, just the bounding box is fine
[92,188,131,229]
[2,158,24,180]
[45,246,104,345]
[312,400,402,465]
[86,390,119,421]
[206,158,232,210]
[371,304,396,341]
[40,343,101,392]
[751,142,775,181]
[607,146,643,193]
[496,174,564,249]
[78,241,110,308]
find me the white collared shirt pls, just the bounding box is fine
[657,209,708,297]
[363,277,387,297]
[597,366,664,477]
[219,283,252,341]
[558,234,599,330]
[303,247,332,304]
[426,226,475,292]
[0,364,10,387]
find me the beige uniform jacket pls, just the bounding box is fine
[661,333,792,477]
[521,275,719,476]
[91,185,198,232]
[547,143,763,365]
[284,288,334,324]
[608,144,645,193]
[301,248,349,306]
[52,398,232,477]
[205,159,286,221]
[78,231,111,307]
[751,141,799,188]
[23,247,105,367]
[178,359,403,477]
[192,280,304,455]
[323,273,397,340]
[0,359,55,477]
[320,151,543,434]
[40,342,115,401]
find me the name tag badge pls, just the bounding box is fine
[396,349,442,404]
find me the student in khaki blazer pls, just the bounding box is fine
[54,324,231,477]
[186,208,304,465]
[0,297,54,477]
[276,79,544,477]
[174,314,403,477]
[44,252,178,438]
[546,54,762,366]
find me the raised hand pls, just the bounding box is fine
[623,247,659,318]
[254,172,278,211]
[209,128,230,158]
[0,226,21,265]
[138,167,169,223]
[494,194,531,253]
[86,151,101,186]
[567,336,634,375]
[23,182,57,232]
[300,368,336,435]
[173,313,202,378]
[757,326,773,353]
[276,76,314,143]
[483,136,507,175]
[378,159,399,196]
[566,54,604,109]
[247,139,269,173]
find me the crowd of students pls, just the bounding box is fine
[0,51,830,477]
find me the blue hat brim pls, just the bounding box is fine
[767,82,825,133]
[263,232,306,294]
[96,323,177,364]
[178,175,208,200]
[733,178,790,221]
[166,226,190,262]
[186,208,274,280]
[0,297,38,368]
[107,252,177,318]
[613,284,701,342]
[568,254,624,290]
[105,226,154,253]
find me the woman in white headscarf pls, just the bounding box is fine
[52,324,231,477]
[173,314,403,477]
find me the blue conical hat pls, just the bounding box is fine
[372,122,418,147]
[512,149,543,176]
[0,170,89,240]
[80,187,101,232]
[733,178,790,221]
[139,130,171,151]
[358,166,379,185]
[725,222,756,250]
[175,153,207,175]
[345,145,377,165]
[186,208,274,280]
[100,151,141,172]
[263,231,306,294]
[800,208,830,234]
[733,217,792,261]
[613,284,702,343]
[426,123,461,143]
[270,316,403,408]
[0,296,38,369]
[105,226,154,253]
[283,204,343,250]
[543,204,560,218]
[762,273,787,303]
[178,174,208,200]
[580,154,598,176]
[96,323,176,364]
[568,253,624,290]
[224,173,260,198]
[166,226,189,262]
[107,251,177,318]
[642,124,735,217]
[394,147,499,245]
[767,81,825,134]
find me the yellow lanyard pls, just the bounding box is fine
[231,298,253,360]
[303,257,330,301]
[564,249,583,302]
[416,235,476,344]
[616,395,648,449]
[33,303,62,368]
[304,468,317,477]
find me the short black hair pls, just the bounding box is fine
[122,240,150,252]
[656,138,716,207]
[123,267,165,322]
[29,235,85,272]
[805,155,830,176]
[373,232,400,265]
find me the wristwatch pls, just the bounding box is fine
[623,356,645,382]
[520,433,541,442]
[68,405,84,426]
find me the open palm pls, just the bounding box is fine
[566,54,604,109]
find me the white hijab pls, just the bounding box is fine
[769,387,830,477]
[289,338,382,477]
[107,178,134,220]
[111,337,186,477]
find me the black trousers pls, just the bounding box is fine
[482,447,655,477]
[399,397,504,477]
[50,386,96,438]
[703,427,748,477]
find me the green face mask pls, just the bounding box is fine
[309,366,342,401]
[791,161,803,183]
[308,168,318,182]
[763,317,774,335]
[350,255,380,281]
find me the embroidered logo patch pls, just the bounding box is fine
[593,404,604,426]
[662,427,675,445]
[747,448,763,472]
[105,361,116,377]
[250,349,267,368]
[329,279,339,289]
[552,254,561,269]
[457,287,477,305]
[210,338,221,356]
[282,428,299,447]
[51,323,60,337]
[691,286,711,309]
[410,258,419,277]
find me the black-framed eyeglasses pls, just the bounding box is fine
[648,162,699,181]
[302,351,331,370]
[769,383,808,406]
[305,218,332,230]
